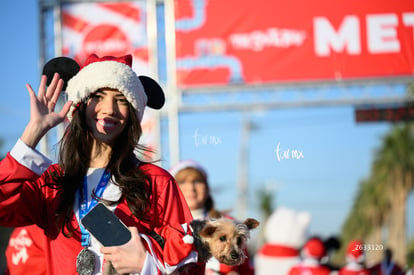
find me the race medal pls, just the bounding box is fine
[76,248,95,275]
[77,170,110,275]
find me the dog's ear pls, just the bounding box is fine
[243,218,260,230]
[199,224,217,238]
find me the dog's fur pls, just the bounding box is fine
[190,217,260,266]
[105,217,259,275]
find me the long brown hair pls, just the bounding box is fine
[49,99,152,236]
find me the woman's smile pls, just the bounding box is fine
[97,118,118,130]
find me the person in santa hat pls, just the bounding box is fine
[288,236,331,275]
[338,240,369,275]
[0,54,204,274]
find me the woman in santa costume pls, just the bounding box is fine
[0,54,204,275]
[338,240,369,275]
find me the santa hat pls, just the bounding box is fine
[302,237,326,259]
[64,54,164,121]
[169,160,208,180]
[346,240,365,263]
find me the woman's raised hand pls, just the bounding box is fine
[21,73,73,148]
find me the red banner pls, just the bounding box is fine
[174,0,414,87]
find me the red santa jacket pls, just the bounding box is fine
[0,142,205,275]
[339,267,369,275]
[5,225,48,275]
[288,261,331,275]
[339,262,370,275]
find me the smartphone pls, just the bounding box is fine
[80,202,131,246]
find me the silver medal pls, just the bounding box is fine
[76,248,96,275]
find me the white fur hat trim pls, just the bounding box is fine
[65,59,147,121]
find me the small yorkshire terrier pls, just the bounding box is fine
[105,217,259,275]
[189,217,260,266]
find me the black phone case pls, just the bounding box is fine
[80,203,131,246]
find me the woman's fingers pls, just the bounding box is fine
[26,83,36,100]
[44,73,58,98]
[46,73,62,99]
[26,83,43,118]
[21,74,69,148]
[30,73,65,113]
[100,227,146,274]
[58,101,73,119]
[26,74,71,124]
[36,75,48,100]
[48,79,64,112]
[43,73,63,111]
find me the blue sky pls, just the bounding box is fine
[0,1,39,151]
[164,106,398,237]
[0,0,413,243]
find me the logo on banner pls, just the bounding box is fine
[82,24,131,59]
[61,2,149,69]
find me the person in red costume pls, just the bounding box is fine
[368,248,404,275]
[338,240,369,275]
[288,237,331,275]
[169,160,255,275]
[0,54,204,275]
[5,225,48,275]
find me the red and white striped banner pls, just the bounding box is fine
[61,1,149,75]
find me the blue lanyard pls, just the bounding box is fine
[79,169,111,247]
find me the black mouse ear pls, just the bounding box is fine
[139,75,165,109]
[42,57,80,91]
